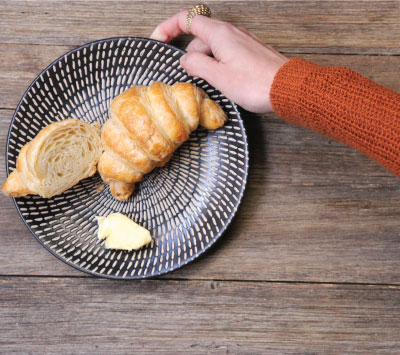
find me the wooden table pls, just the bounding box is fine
[1,1,399,353]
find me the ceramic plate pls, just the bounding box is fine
[5,37,248,279]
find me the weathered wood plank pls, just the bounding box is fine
[0,277,399,353]
[0,1,399,54]
[1,42,399,109]
[2,106,400,283]
[0,43,75,109]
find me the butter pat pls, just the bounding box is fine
[96,213,152,251]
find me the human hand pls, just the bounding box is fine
[150,9,288,113]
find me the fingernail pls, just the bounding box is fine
[180,54,187,66]
[150,28,168,42]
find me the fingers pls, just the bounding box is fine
[190,16,230,47]
[150,9,189,42]
[186,38,211,55]
[180,52,224,89]
[150,9,230,47]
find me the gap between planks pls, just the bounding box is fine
[1,274,399,288]
[1,41,400,57]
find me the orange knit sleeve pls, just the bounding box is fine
[270,58,400,177]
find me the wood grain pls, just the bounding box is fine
[2,104,400,283]
[1,277,399,354]
[0,43,74,109]
[0,1,399,54]
[1,42,400,109]
[1,14,399,283]
[1,0,400,352]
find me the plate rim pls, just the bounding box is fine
[5,36,249,279]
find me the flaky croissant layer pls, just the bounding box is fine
[98,81,227,201]
[2,119,102,198]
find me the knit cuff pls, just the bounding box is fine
[270,58,334,133]
[270,59,313,123]
[269,58,400,177]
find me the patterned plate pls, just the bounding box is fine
[5,37,248,279]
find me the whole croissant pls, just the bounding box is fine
[1,119,102,198]
[98,81,227,201]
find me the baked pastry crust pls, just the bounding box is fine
[98,81,227,201]
[2,118,102,198]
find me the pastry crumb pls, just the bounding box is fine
[95,184,105,192]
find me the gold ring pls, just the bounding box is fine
[186,4,212,34]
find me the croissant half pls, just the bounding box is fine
[98,81,228,201]
[2,118,102,198]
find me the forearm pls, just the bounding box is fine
[270,58,400,177]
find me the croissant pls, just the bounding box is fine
[2,118,102,198]
[98,81,227,201]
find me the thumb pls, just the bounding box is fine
[180,51,224,89]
